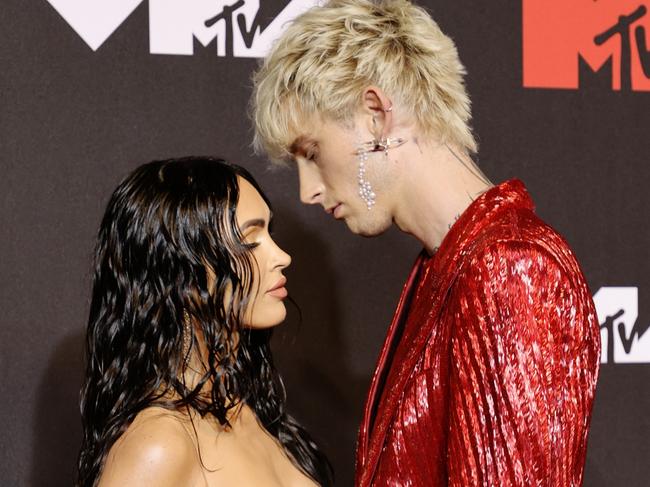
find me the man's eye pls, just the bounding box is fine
[310,154,322,166]
[306,146,319,162]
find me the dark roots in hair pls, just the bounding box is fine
[77,157,333,486]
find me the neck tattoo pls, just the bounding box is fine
[431,213,462,255]
[447,213,461,230]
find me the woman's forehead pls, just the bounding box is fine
[236,177,270,223]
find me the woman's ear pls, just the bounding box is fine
[361,85,394,140]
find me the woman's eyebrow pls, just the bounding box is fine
[239,218,266,232]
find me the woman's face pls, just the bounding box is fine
[236,177,292,328]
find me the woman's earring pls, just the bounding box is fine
[182,309,192,366]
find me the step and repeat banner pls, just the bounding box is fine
[1,1,648,485]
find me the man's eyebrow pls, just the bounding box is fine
[288,135,315,156]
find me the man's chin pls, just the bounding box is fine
[345,215,390,238]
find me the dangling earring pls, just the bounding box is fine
[357,149,375,210]
[355,136,407,210]
[182,309,192,366]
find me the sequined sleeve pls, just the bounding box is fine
[445,240,599,487]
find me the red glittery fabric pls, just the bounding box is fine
[355,179,600,487]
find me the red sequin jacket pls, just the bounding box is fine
[355,179,600,487]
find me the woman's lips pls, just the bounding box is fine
[267,277,288,298]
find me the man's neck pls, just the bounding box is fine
[392,141,493,254]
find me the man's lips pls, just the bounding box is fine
[267,277,288,298]
[326,203,343,219]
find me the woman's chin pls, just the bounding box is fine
[245,305,287,329]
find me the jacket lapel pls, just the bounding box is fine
[355,252,426,483]
[357,263,460,487]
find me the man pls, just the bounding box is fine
[252,1,600,486]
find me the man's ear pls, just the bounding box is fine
[361,85,393,140]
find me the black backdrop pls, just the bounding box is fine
[1,1,649,485]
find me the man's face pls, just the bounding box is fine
[290,115,396,237]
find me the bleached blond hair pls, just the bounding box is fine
[252,0,477,163]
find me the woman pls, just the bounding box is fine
[77,156,333,487]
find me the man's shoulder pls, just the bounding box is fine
[476,203,560,244]
[467,205,580,275]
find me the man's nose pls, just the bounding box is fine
[297,162,324,205]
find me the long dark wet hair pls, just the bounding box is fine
[77,157,333,486]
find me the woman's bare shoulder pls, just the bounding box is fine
[98,407,204,487]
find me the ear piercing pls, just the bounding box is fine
[356,137,406,157]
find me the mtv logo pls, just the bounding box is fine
[45,0,318,57]
[149,0,317,57]
[594,287,650,364]
[523,0,650,91]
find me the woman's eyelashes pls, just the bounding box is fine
[243,228,261,244]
